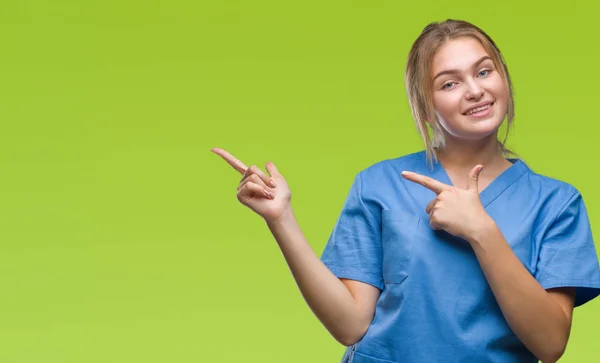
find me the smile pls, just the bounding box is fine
[464,102,494,117]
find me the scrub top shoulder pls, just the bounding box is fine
[321,150,600,363]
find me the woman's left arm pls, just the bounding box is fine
[469,219,575,363]
[401,167,577,363]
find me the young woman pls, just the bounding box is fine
[212,19,600,363]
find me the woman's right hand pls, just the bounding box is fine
[211,147,292,223]
[212,149,378,347]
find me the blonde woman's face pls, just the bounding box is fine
[430,37,508,141]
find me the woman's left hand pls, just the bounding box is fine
[401,165,493,243]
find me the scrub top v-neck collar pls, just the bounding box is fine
[428,153,530,208]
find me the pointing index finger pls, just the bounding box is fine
[211,148,248,174]
[401,171,449,195]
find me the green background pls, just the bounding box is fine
[0,0,598,362]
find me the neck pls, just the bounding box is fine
[434,133,508,170]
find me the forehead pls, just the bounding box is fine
[431,37,490,73]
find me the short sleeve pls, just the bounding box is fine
[535,191,600,307]
[320,172,384,290]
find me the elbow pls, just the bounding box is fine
[538,351,564,363]
[534,317,571,363]
[337,336,359,347]
[337,335,363,347]
[327,305,375,347]
[538,340,567,363]
[333,322,370,347]
[335,329,366,347]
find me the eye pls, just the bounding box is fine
[441,81,456,90]
[477,69,491,77]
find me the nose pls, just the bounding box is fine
[465,79,484,101]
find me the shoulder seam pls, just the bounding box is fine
[357,172,379,224]
[540,187,580,245]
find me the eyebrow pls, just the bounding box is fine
[432,55,492,82]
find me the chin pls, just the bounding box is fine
[462,115,504,133]
[442,122,496,138]
[445,124,500,141]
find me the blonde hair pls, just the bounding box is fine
[405,19,516,167]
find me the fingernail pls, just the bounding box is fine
[270,180,277,188]
[264,189,272,198]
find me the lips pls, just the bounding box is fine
[463,102,494,115]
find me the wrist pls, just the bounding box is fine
[265,206,295,228]
[466,215,498,246]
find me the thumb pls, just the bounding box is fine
[467,165,484,192]
[265,161,280,177]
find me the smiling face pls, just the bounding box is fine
[430,37,509,142]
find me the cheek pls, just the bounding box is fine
[433,94,462,118]
[491,83,509,113]
[489,75,508,99]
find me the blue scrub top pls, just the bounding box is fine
[321,150,600,363]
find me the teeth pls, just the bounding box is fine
[467,104,490,115]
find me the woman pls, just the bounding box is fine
[212,19,600,362]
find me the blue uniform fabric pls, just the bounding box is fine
[321,150,600,363]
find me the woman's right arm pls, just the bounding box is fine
[267,207,380,346]
[211,147,380,346]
